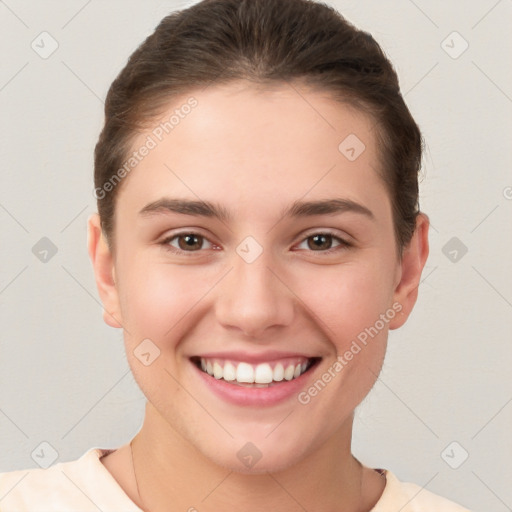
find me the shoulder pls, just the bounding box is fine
[372,469,471,511]
[0,446,141,512]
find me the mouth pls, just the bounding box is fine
[190,355,322,388]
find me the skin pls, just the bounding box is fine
[88,80,429,512]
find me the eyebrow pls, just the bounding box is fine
[139,197,374,221]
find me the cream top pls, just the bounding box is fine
[0,447,471,511]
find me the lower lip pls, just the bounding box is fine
[191,360,319,407]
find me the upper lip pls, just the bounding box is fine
[191,350,321,364]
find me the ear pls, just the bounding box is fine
[389,213,430,330]
[87,213,124,329]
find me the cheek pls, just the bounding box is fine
[296,260,396,341]
[116,262,211,396]
[116,255,203,342]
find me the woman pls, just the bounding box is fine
[0,0,470,510]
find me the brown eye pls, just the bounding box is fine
[177,234,204,251]
[163,233,214,252]
[307,234,334,251]
[295,232,350,254]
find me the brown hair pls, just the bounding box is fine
[94,0,422,255]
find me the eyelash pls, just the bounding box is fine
[159,230,352,256]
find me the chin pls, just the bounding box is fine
[219,451,302,475]
[203,435,312,475]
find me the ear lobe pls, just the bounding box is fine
[389,213,430,330]
[87,213,124,329]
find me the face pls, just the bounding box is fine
[90,80,427,474]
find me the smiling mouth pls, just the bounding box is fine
[190,356,322,387]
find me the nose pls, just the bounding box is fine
[214,251,295,338]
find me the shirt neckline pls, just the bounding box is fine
[89,446,398,511]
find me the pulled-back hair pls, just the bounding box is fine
[94,0,422,254]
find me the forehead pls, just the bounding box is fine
[117,80,389,222]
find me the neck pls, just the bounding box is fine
[130,403,382,512]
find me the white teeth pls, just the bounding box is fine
[236,362,254,383]
[223,362,236,381]
[254,363,273,384]
[283,364,295,381]
[213,362,223,379]
[198,358,312,384]
[273,363,284,381]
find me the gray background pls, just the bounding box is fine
[1,0,511,510]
